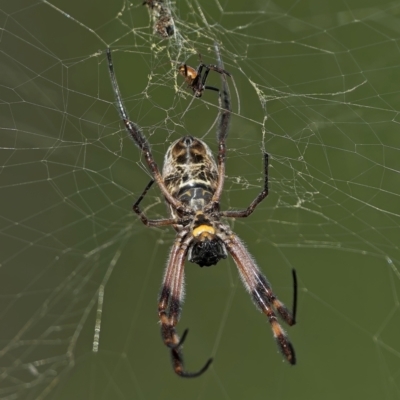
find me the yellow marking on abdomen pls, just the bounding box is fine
[193,225,215,238]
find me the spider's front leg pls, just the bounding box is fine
[210,46,231,205]
[158,232,213,377]
[133,179,178,227]
[221,152,269,219]
[107,48,186,214]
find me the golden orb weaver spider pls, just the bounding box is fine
[106,46,297,378]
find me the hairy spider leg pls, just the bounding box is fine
[158,232,213,377]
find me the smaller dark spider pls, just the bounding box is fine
[178,61,232,98]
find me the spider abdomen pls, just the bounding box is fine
[163,136,218,210]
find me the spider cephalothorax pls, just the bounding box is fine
[188,226,227,267]
[107,46,297,378]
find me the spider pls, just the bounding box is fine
[106,47,297,378]
[178,61,232,98]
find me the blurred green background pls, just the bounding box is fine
[1,0,399,399]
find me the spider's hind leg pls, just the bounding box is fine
[225,233,297,365]
[158,234,213,377]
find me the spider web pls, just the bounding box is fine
[1,0,400,399]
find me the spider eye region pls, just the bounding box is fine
[189,225,227,267]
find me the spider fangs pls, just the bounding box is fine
[107,46,297,378]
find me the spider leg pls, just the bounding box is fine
[199,66,211,90]
[204,64,232,78]
[210,43,231,205]
[222,152,269,218]
[204,85,220,93]
[199,65,231,96]
[196,63,205,77]
[206,61,241,115]
[159,232,213,377]
[291,269,298,324]
[223,232,296,364]
[203,60,241,115]
[133,179,178,227]
[106,48,186,214]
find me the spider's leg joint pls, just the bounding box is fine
[169,328,189,349]
[173,356,214,378]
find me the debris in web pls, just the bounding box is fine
[143,0,175,39]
